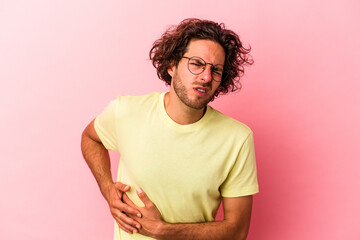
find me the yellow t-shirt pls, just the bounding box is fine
[94,92,259,240]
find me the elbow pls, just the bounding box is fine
[230,231,248,240]
[231,231,248,240]
[237,233,248,240]
[227,222,249,240]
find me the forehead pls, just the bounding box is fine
[185,39,225,66]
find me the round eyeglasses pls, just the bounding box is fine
[182,56,225,82]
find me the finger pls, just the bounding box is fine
[112,208,141,230]
[114,182,130,192]
[113,200,142,217]
[123,193,137,208]
[114,216,138,234]
[117,221,133,234]
[136,188,152,207]
[122,194,142,218]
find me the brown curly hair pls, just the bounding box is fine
[149,18,254,98]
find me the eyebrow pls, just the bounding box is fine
[185,56,224,68]
[212,65,224,70]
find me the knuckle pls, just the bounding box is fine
[125,206,132,213]
[119,203,127,211]
[119,211,129,219]
[118,224,132,233]
[116,182,126,190]
[121,215,133,225]
[110,206,118,214]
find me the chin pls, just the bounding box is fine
[185,97,212,110]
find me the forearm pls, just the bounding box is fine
[130,189,252,240]
[155,220,246,240]
[81,133,113,199]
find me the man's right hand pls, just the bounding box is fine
[104,182,142,234]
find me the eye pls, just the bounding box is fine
[190,61,205,68]
[213,71,222,76]
[212,68,223,76]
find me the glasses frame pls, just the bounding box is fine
[182,56,225,82]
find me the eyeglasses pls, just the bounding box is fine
[182,56,225,82]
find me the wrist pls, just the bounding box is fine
[99,180,114,201]
[152,221,169,240]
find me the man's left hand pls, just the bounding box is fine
[123,188,164,238]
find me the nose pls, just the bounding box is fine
[200,64,212,82]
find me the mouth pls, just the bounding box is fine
[194,87,209,96]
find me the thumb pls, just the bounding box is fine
[136,188,152,207]
[114,182,130,192]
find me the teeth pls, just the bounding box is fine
[197,88,205,93]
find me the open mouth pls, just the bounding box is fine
[194,87,209,96]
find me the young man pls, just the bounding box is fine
[81,18,259,240]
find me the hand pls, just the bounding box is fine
[103,182,142,234]
[123,188,164,238]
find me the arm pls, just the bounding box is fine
[160,196,253,240]
[124,188,253,240]
[81,119,142,233]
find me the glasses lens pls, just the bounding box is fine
[187,56,224,82]
[211,68,224,82]
[188,57,206,75]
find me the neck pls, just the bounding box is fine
[164,92,206,125]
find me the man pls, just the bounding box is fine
[81,18,258,240]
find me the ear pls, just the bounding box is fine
[167,62,176,77]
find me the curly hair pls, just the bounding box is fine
[149,18,254,98]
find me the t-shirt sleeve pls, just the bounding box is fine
[94,98,119,151]
[220,132,259,197]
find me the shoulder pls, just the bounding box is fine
[115,92,161,104]
[208,106,253,140]
[100,92,162,126]
[113,92,161,111]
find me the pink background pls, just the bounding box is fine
[1,0,359,239]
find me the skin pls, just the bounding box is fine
[81,119,142,234]
[165,39,224,125]
[125,188,253,240]
[81,39,254,239]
